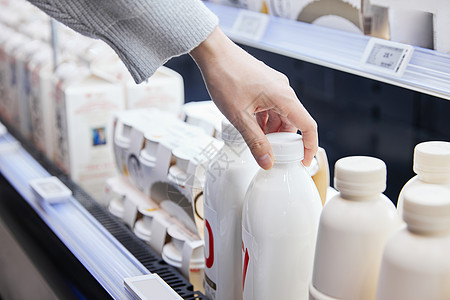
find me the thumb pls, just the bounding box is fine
[231,112,273,170]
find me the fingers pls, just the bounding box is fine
[266,111,297,134]
[283,99,318,167]
[231,112,274,170]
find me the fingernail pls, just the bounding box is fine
[302,158,311,167]
[257,153,273,170]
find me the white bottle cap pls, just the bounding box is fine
[413,141,450,176]
[221,119,244,143]
[403,185,450,233]
[334,156,386,197]
[266,132,304,162]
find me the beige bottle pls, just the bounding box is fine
[397,141,450,216]
[376,185,450,300]
[310,156,399,300]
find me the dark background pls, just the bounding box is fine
[165,45,450,204]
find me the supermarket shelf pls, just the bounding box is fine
[0,122,208,299]
[0,131,149,299]
[205,3,450,100]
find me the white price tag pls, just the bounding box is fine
[124,274,182,300]
[0,122,7,136]
[361,38,414,77]
[29,176,72,204]
[231,10,269,41]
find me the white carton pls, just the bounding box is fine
[15,39,46,139]
[93,58,184,115]
[28,45,55,159]
[370,0,450,53]
[2,33,30,126]
[53,62,125,202]
[0,25,15,120]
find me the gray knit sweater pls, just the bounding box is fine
[28,0,219,83]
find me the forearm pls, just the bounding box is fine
[28,0,218,83]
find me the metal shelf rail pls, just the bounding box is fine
[205,2,450,100]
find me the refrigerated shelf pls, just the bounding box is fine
[0,124,207,299]
[205,3,450,100]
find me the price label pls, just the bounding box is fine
[29,176,72,204]
[361,38,414,77]
[231,10,269,41]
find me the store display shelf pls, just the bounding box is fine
[0,130,149,299]
[205,2,450,100]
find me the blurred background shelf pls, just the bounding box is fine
[205,2,450,101]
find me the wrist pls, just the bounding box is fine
[190,26,232,66]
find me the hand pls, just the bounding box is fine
[190,27,318,169]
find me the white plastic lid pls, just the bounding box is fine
[221,119,244,143]
[266,132,304,162]
[413,141,450,176]
[403,185,450,233]
[334,156,386,197]
[162,242,205,269]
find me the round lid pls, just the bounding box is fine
[221,119,244,143]
[266,132,304,162]
[137,205,159,217]
[334,156,386,197]
[413,141,450,176]
[403,185,450,233]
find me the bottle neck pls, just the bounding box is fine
[339,192,380,201]
[407,225,450,237]
[417,172,450,184]
[271,158,303,168]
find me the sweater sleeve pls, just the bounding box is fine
[27,0,219,83]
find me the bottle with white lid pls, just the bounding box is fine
[310,156,399,300]
[397,141,450,216]
[203,119,258,300]
[242,132,322,300]
[376,185,450,300]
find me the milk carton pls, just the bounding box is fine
[53,61,125,201]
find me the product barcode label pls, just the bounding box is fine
[231,10,269,41]
[361,38,414,77]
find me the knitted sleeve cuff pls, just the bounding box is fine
[28,0,219,83]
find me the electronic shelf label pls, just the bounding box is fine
[361,38,414,77]
[231,9,269,41]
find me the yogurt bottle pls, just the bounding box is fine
[242,132,322,300]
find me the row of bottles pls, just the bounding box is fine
[203,119,450,300]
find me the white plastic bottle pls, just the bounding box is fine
[376,185,450,300]
[242,132,322,300]
[203,119,258,300]
[310,156,399,300]
[397,141,450,216]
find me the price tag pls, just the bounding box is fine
[361,38,414,77]
[29,176,72,204]
[0,122,7,136]
[124,274,182,300]
[231,10,269,41]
